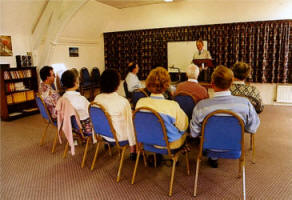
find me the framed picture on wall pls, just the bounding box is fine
[0,35,13,56]
[69,47,79,57]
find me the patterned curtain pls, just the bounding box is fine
[104,20,292,83]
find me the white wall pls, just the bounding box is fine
[109,0,292,31]
[0,0,45,67]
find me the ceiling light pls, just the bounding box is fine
[164,0,174,2]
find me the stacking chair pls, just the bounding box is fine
[193,110,246,200]
[132,107,190,196]
[132,88,149,108]
[173,92,196,120]
[89,102,129,182]
[62,115,94,168]
[80,67,93,99]
[91,67,101,97]
[35,94,59,153]
[123,81,132,99]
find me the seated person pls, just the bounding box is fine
[94,69,136,159]
[125,62,142,92]
[136,67,189,149]
[230,62,264,113]
[61,70,92,135]
[174,64,209,103]
[190,66,260,168]
[39,66,60,121]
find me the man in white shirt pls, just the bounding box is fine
[125,62,142,93]
[193,39,212,82]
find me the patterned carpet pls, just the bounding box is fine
[1,105,292,199]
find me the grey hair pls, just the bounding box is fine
[186,64,200,79]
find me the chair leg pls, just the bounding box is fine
[251,134,255,164]
[117,146,127,182]
[142,151,147,167]
[169,156,178,197]
[108,143,112,157]
[131,150,141,184]
[51,129,59,153]
[63,142,69,158]
[91,141,101,171]
[40,123,49,146]
[242,161,246,200]
[193,158,201,197]
[185,151,190,175]
[81,137,90,168]
[238,159,242,178]
[154,153,157,168]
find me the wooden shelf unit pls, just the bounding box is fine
[0,65,39,121]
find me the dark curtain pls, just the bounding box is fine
[104,20,292,83]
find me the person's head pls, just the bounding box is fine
[100,69,121,93]
[128,62,139,74]
[70,68,79,78]
[211,65,234,91]
[186,64,200,80]
[232,62,251,81]
[61,70,79,90]
[146,67,170,94]
[40,66,55,84]
[196,39,204,52]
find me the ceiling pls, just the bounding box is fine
[95,0,180,9]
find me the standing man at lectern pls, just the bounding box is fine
[192,39,212,82]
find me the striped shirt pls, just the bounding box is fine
[136,94,188,142]
[190,91,260,138]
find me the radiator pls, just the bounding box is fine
[276,85,292,103]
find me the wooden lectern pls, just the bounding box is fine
[192,59,214,82]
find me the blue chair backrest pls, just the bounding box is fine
[123,81,132,99]
[133,108,167,147]
[132,90,147,108]
[91,67,100,82]
[203,113,243,152]
[81,67,91,83]
[35,95,50,121]
[174,94,196,120]
[89,105,115,138]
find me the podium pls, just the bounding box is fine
[192,59,214,69]
[192,59,214,82]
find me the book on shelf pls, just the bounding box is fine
[26,90,35,100]
[23,107,38,112]
[4,71,11,80]
[6,95,13,105]
[12,92,26,103]
[8,112,23,117]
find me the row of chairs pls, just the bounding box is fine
[79,67,101,100]
[36,92,253,199]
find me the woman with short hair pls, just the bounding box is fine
[136,67,188,149]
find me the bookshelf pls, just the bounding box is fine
[0,64,39,121]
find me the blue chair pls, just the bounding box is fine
[132,107,190,196]
[123,81,132,99]
[193,110,246,200]
[62,115,93,168]
[173,92,196,120]
[132,88,149,108]
[80,67,93,99]
[89,102,129,182]
[35,94,59,153]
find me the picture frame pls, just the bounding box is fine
[0,35,13,56]
[69,47,79,57]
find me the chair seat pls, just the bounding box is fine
[204,149,241,159]
[144,143,184,155]
[103,138,129,147]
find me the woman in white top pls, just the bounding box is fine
[94,69,136,160]
[61,70,92,135]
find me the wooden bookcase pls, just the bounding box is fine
[0,65,39,121]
